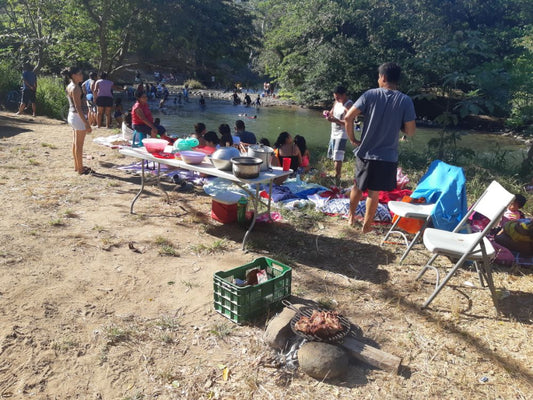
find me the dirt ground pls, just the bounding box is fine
[0,110,532,400]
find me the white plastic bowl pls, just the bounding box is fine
[142,138,169,153]
[179,150,206,164]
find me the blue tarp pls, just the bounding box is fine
[411,160,467,231]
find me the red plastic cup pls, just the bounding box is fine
[282,158,291,171]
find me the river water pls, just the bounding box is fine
[149,95,525,161]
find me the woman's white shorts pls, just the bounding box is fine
[68,112,87,131]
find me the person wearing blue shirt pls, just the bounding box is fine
[234,120,257,146]
[16,63,37,117]
[344,62,416,233]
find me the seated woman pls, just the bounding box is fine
[131,90,158,138]
[196,130,219,155]
[495,219,533,256]
[274,131,302,173]
[294,134,311,173]
[191,122,207,147]
[273,131,302,184]
[218,123,235,148]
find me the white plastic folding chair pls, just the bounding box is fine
[416,181,515,311]
[381,201,436,264]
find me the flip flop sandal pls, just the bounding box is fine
[82,167,95,175]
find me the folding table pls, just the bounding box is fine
[119,147,291,250]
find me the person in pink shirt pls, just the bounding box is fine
[500,193,526,227]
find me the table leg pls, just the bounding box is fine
[156,162,170,203]
[267,180,273,221]
[130,160,146,214]
[242,191,258,251]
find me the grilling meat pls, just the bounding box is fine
[294,310,343,339]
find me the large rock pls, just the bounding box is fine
[298,342,349,380]
[263,307,296,350]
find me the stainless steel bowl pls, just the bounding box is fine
[231,157,263,179]
[209,157,233,171]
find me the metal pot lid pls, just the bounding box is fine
[212,146,240,160]
[248,144,274,154]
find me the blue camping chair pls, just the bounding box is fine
[381,160,467,263]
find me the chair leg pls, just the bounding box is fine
[473,261,486,288]
[421,253,470,309]
[398,216,431,264]
[381,216,402,246]
[416,254,439,281]
[479,255,499,312]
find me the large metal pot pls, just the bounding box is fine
[231,157,263,179]
[211,146,241,171]
[247,144,274,171]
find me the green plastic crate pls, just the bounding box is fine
[213,257,292,324]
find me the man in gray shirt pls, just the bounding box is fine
[344,62,416,233]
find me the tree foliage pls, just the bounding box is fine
[0,0,255,83]
[252,0,532,130]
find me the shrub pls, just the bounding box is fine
[183,79,204,89]
[36,76,68,120]
[0,60,22,110]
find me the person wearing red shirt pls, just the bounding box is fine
[131,91,158,138]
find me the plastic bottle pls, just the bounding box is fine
[237,197,248,224]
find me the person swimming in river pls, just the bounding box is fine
[238,113,257,119]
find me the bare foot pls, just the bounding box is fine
[362,223,374,234]
[348,214,363,227]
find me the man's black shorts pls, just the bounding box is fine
[355,157,397,191]
[21,88,36,105]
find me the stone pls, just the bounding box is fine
[298,342,349,380]
[263,307,296,350]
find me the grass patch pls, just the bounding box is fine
[190,239,228,254]
[155,237,180,257]
[209,322,235,338]
[181,280,200,291]
[63,209,79,218]
[51,337,79,352]
[103,324,133,345]
[41,142,58,149]
[92,225,106,233]
[28,158,40,166]
[49,218,65,226]
[154,316,180,331]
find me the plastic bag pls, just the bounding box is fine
[396,167,410,189]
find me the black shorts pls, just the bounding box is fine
[96,96,113,107]
[354,157,397,192]
[21,88,36,105]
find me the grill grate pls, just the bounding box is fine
[289,306,352,343]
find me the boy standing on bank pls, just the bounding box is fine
[324,86,353,186]
[344,63,416,233]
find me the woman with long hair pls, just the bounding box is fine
[62,66,93,174]
[274,131,302,172]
